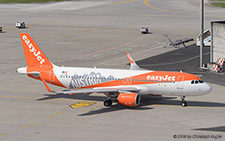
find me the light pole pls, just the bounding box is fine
[200,0,204,68]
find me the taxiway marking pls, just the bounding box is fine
[55,34,148,62]
[79,29,93,33]
[64,33,73,37]
[109,0,134,5]
[28,20,54,26]
[46,112,63,119]
[74,34,148,60]
[0,95,100,103]
[101,44,162,65]
[82,103,102,112]
[70,102,96,109]
[144,0,190,15]
[0,95,37,100]
[144,0,225,18]
[0,133,8,137]
[18,122,37,130]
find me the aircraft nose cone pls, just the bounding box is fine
[204,83,212,94]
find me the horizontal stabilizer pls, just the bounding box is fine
[17,67,40,75]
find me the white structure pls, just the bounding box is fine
[16,22,25,28]
[196,29,211,46]
[211,21,225,63]
[140,26,149,34]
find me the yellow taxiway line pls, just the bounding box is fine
[0,95,37,100]
[18,122,37,130]
[0,95,100,103]
[0,133,8,137]
[46,112,63,119]
[27,20,54,26]
[143,0,225,18]
[144,0,194,15]
[109,0,134,5]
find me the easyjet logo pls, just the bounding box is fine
[22,35,45,65]
[146,75,176,81]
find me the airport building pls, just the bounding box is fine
[209,21,225,72]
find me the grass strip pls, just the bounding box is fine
[211,3,225,8]
[0,0,70,3]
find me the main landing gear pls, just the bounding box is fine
[181,96,187,107]
[104,98,113,107]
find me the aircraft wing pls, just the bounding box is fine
[126,52,140,70]
[60,87,139,95]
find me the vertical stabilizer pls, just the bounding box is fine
[20,33,53,68]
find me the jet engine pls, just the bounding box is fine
[117,93,141,106]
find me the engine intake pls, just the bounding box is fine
[118,93,141,106]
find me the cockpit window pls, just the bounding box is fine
[191,80,204,84]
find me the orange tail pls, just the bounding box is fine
[19,33,65,91]
[20,33,53,68]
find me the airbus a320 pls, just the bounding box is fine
[17,33,211,107]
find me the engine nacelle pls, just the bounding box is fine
[118,93,141,106]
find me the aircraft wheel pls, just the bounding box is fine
[104,99,112,107]
[181,96,187,107]
[181,102,187,107]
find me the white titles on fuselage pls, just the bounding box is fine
[69,72,115,88]
[146,75,176,81]
[70,77,102,88]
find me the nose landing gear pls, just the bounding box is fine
[181,96,187,107]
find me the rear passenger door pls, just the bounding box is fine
[177,76,184,89]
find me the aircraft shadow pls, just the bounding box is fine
[141,32,153,35]
[36,94,225,116]
[78,104,153,116]
[37,94,225,108]
[79,96,225,116]
[194,126,225,132]
[36,93,106,102]
[141,95,225,107]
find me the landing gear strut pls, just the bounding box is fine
[181,96,187,107]
[104,98,113,107]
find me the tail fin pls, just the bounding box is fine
[20,33,53,68]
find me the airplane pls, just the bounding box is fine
[17,33,211,107]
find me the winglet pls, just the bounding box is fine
[126,52,140,70]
